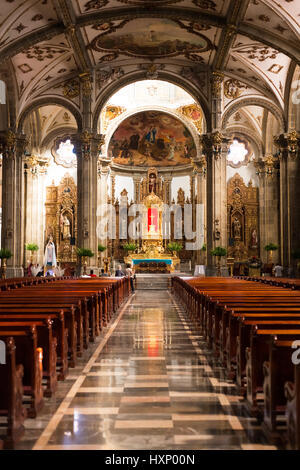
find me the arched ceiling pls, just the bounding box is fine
[0,0,299,123]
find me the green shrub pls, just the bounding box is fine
[211,247,227,257]
[97,244,106,252]
[76,248,94,258]
[167,242,183,252]
[264,243,278,251]
[26,243,39,252]
[0,248,12,259]
[122,243,137,251]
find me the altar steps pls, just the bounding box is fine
[135,274,171,290]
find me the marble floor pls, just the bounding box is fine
[15,290,278,450]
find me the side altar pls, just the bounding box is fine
[124,169,180,273]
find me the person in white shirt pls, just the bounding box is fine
[274,264,283,277]
[126,264,135,293]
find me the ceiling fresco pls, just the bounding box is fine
[108,111,197,167]
[88,18,213,59]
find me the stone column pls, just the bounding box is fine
[200,132,230,275]
[255,156,280,264]
[132,175,141,203]
[97,158,111,267]
[193,157,207,264]
[211,71,224,131]
[274,132,300,274]
[0,131,27,277]
[73,132,105,271]
[24,156,48,266]
[164,175,172,205]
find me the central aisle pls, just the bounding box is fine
[32,290,276,450]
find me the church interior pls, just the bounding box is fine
[0,0,300,453]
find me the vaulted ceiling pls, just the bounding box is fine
[0,0,299,128]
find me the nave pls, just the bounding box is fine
[17,290,276,451]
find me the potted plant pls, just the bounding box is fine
[0,248,12,279]
[211,246,227,276]
[122,243,137,255]
[26,243,39,264]
[76,248,94,275]
[97,244,106,268]
[167,242,183,257]
[264,243,278,264]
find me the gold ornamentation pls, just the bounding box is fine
[200,131,227,158]
[63,79,80,98]
[211,71,224,96]
[84,0,109,11]
[224,79,248,99]
[227,173,259,261]
[254,155,279,177]
[268,64,284,74]
[274,132,300,159]
[236,45,278,61]
[192,0,217,10]
[79,72,93,96]
[177,104,203,133]
[139,63,165,79]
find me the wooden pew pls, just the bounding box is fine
[0,336,27,449]
[245,328,300,418]
[0,328,43,418]
[0,319,57,397]
[262,338,295,441]
[0,309,69,380]
[285,361,300,450]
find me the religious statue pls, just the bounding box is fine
[233,217,241,239]
[61,215,71,240]
[250,228,258,248]
[43,236,57,268]
[149,173,156,194]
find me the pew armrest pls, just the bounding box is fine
[284,381,295,402]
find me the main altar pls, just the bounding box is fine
[124,168,180,273]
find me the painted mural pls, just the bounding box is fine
[90,18,211,58]
[109,111,197,167]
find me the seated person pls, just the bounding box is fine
[100,268,109,277]
[115,265,125,277]
[89,269,97,278]
[273,264,283,277]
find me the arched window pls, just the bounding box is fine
[227,139,248,166]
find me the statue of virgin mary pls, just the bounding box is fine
[43,236,57,267]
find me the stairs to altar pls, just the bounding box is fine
[135,274,171,290]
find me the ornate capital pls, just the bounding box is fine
[200,131,229,159]
[254,155,279,179]
[211,71,224,97]
[25,154,50,177]
[192,156,207,177]
[274,131,300,159]
[0,131,27,160]
[80,72,93,97]
[0,130,16,158]
[72,132,105,160]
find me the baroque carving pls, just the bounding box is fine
[139,63,165,79]
[177,104,203,133]
[63,79,80,98]
[224,79,248,99]
[235,45,279,61]
[227,173,259,261]
[84,0,109,11]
